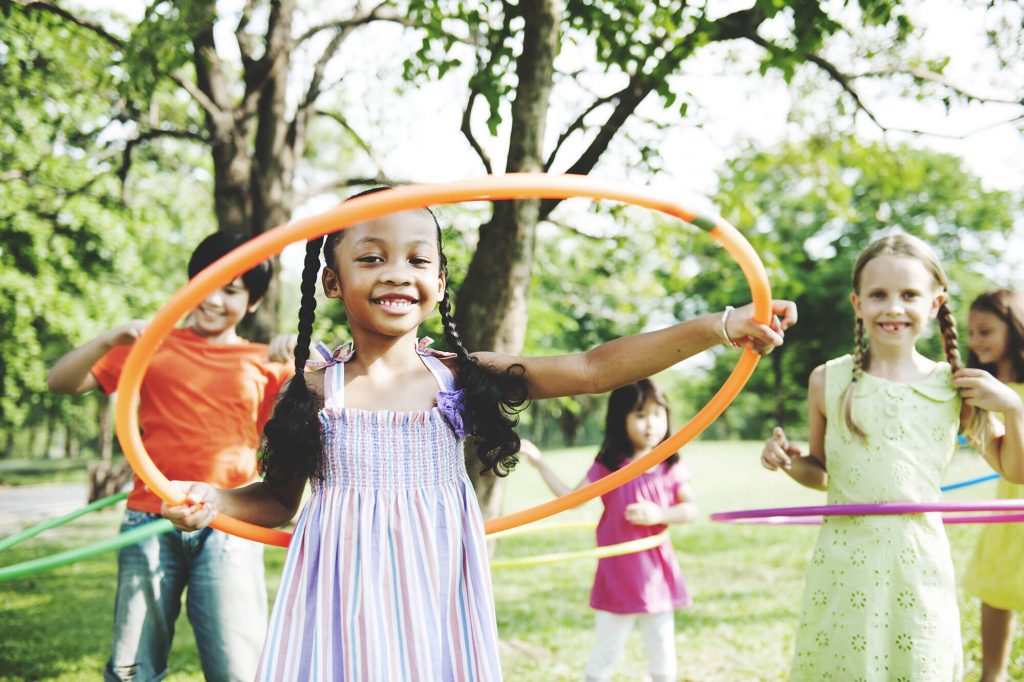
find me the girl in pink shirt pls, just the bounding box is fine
[521,378,696,682]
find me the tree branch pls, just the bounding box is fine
[295,3,427,45]
[316,109,386,171]
[294,175,405,204]
[460,87,493,174]
[541,6,764,219]
[118,128,208,184]
[459,6,515,174]
[544,90,620,171]
[234,0,262,70]
[14,0,125,47]
[855,67,1024,106]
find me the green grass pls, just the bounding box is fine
[0,441,1019,680]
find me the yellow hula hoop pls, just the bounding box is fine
[487,520,597,540]
[490,531,668,569]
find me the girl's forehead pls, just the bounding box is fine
[859,255,937,289]
[969,309,1005,327]
[341,211,436,243]
[633,397,666,412]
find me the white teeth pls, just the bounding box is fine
[377,298,414,311]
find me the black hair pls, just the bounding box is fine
[188,230,273,304]
[260,188,528,486]
[967,289,1024,383]
[595,379,678,472]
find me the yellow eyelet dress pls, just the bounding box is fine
[961,383,1024,611]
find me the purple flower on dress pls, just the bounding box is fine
[436,388,466,439]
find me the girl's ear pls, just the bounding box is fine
[850,291,861,318]
[436,270,446,300]
[323,267,343,301]
[247,298,262,314]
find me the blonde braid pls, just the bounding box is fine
[842,317,868,440]
[937,300,989,447]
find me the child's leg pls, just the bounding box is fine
[185,528,267,682]
[584,610,636,682]
[104,511,187,682]
[638,611,677,682]
[980,602,1016,682]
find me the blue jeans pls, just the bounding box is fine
[104,510,267,682]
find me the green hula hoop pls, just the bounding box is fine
[0,491,128,553]
[0,519,173,583]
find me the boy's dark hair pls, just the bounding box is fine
[595,379,678,472]
[968,289,1024,383]
[260,188,528,487]
[188,231,273,304]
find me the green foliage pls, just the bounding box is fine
[0,11,211,456]
[687,133,1020,438]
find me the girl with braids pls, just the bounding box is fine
[961,290,1024,682]
[760,234,1024,681]
[163,191,797,681]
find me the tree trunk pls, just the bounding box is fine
[773,350,785,427]
[457,0,560,519]
[97,393,114,461]
[196,1,298,343]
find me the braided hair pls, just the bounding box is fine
[260,189,527,486]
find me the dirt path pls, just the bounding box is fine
[0,482,89,535]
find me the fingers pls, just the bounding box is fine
[762,429,793,471]
[771,300,798,329]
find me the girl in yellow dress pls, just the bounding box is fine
[961,289,1024,682]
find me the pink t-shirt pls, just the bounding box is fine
[586,459,693,614]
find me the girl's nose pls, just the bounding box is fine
[381,264,413,285]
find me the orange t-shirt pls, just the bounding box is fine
[92,327,293,513]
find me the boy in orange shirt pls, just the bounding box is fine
[48,231,292,682]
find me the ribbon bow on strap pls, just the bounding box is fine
[305,341,354,370]
[436,388,467,439]
[417,337,466,438]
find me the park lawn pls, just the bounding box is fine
[0,440,1014,681]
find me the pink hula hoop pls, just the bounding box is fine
[711,500,1024,526]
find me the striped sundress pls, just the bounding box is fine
[256,341,503,681]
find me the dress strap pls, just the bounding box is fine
[323,362,345,411]
[419,352,457,392]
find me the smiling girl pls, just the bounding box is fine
[760,234,1024,681]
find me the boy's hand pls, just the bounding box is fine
[726,300,798,355]
[761,426,802,471]
[518,439,541,466]
[954,369,1024,414]
[103,320,149,348]
[625,500,664,526]
[268,334,299,363]
[161,481,218,531]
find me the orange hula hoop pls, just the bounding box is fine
[114,173,772,547]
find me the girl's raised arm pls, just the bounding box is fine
[476,301,797,400]
[956,368,1024,483]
